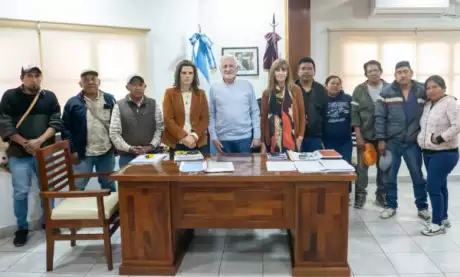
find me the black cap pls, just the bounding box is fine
[395,61,411,71]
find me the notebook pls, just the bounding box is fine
[129,154,168,164]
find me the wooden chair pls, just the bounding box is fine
[35,140,120,271]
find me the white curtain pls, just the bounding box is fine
[0,20,148,108]
[328,30,457,97]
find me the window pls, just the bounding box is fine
[0,21,40,99]
[328,30,460,98]
[0,20,148,108]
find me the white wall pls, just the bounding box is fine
[197,0,286,98]
[0,0,285,231]
[310,0,460,178]
[311,0,460,81]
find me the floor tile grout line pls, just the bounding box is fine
[402,219,449,275]
[216,234,227,276]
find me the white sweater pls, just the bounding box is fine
[417,95,460,151]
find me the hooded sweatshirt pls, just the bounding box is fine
[323,90,353,145]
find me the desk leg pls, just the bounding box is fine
[292,183,350,277]
[118,184,193,276]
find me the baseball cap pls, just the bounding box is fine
[395,61,411,71]
[127,74,145,84]
[80,69,99,77]
[379,150,393,172]
[21,65,42,75]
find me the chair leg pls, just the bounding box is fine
[102,225,113,271]
[70,228,76,247]
[46,231,55,271]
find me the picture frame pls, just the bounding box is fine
[221,47,259,76]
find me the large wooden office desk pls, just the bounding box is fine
[111,154,356,276]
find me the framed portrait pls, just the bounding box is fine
[221,47,259,76]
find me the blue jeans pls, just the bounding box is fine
[324,139,353,192]
[220,138,252,154]
[119,155,136,169]
[424,150,459,225]
[73,152,116,191]
[9,156,55,230]
[385,141,428,210]
[301,137,323,152]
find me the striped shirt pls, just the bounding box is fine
[109,99,164,152]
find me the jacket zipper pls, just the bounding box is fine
[422,105,431,149]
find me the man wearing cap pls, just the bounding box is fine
[0,65,63,246]
[351,60,389,209]
[109,74,164,167]
[61,69,117,192]
[375,61,430,220]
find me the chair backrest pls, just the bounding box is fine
[36,140,76,192]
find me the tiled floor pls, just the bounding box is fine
[1,182,460,277]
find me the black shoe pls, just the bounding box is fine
[354,194,366,209]
[375,193,386,207]
[13,229,29,247]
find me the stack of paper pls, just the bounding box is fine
[179,161,206,172]
[287,150,322,161]
[205,161,235,173]
[174,151,204,161]
[319,159,355,172]
[266,161,297,172]
[294,161,325,173]
[267,152,288,160]
[129,154,168,165]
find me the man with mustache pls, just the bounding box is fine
[351,60,388,209]
[209,55,261,153]
[375,61,430,220]
[61,69,117,192]
[0,65,63,246]
[295,57,328,152]
[109,74,164,167]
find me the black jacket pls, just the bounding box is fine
[0,87,63,157]
[295,80,328,138]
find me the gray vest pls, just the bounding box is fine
[117,96,157,155]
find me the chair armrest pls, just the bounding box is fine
[40,189,111,199]
[73,172,113,179]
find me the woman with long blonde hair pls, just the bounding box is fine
[260,59,305,153]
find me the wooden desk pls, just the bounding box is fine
[111,154,356,276]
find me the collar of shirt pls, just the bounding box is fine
[83,90,101,102]
[128,95,144,107]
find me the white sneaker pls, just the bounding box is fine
[421,223,446,236]
[442,219,451,228]
[380,208,396,219]
[418,210,431,221]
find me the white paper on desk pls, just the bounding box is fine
[266,161,297,172]
[294,161,325,173]
[179,161,206,172]
[319,159,355,172]
[129,154,168,164]
[205,161,235,173]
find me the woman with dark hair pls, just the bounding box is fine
[260,59,305,153]
[162,60,210,154]
[417,75,460,236]
[323,75,353,193]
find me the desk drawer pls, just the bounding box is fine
[171,182,294,228]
